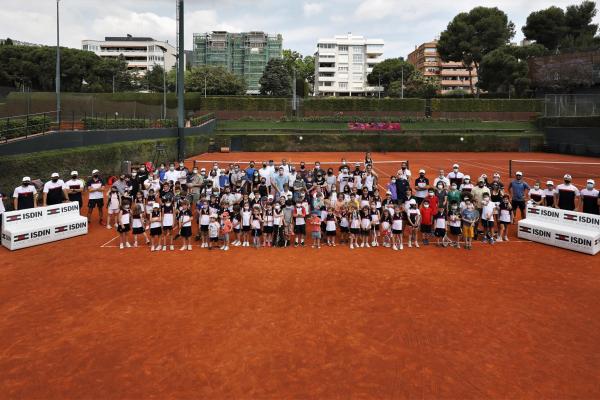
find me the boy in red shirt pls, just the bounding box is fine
[425,188,438,211]
[309,210,322,249]
[420,198,435,245]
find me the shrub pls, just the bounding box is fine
[536,116,600,128]
[302,98,425,112]
[430,99,543,112]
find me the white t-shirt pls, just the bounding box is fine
[0,193,5,213]
[258,168,272,186]
[87,179,104,200]
[163,170,180,183]
[433,177,450,188]
[43,180,65,194]
[482,202,495,221]
[209,221,220,238]
[64,179,83,192]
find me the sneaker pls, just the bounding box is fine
[361,243,365,248]
[332,243,336,247]
[294,242,299,248]
[119,243,124,249]
[496,237,503,242]
[133,241,138,247]
[399,244,404,250]
[180,245,186,251]
[415,242,420,248]
[489,238,495,245]
[224,246,229,251]
[365,243,370,248]
[187,245,193,251]
[350,244,354,249]
[408,242,412,248]
[301,241,305,247]
[482,238,488,244]
[317,245,321,249]
[503,236,509,242]
[162,246,166,251]
[170,245,174,251]
[392,245,398,251]
[125,242,131,248]
[371,241,377,247]
[150,246,155,252]
[107,225,112,230]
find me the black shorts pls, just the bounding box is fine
[234,228,240,233]
[449,226,462,235]
[69,195,83,209]
[340,226,349,233]
[512,200,526,213]
[482,220,494,228]
[372,224,380,231]
[163,226,173,232]
[242,225,251,232]
[88,198,104,209]
[361,229,369,236]
[294,225,306,234]
[392,229,402,235]
[132,226,144,235]
[415,197,424,205]
[210,237,219,242]
[181,226,192,238]
[264,226,274,234]
[200,225,209,232]
[434,228,446,237]
[117,224,130,233]
[150,227,162,236]
[349,228,360,235]
[499,221,510,226]
[421,224,432,234]
[252,229,262,237]
[326,230,336,237]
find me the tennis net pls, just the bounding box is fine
[192,159,409,172]
[509,159,600,180]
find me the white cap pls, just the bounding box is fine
[481,173,487,178]
[210,213,218,219]
[493,172,501,178]
[419,169,425,174]
[92,169,99,174]
[386,190,392,195]
[51,172,59,178]
[564,174,572,179]
[22,176,31,182]
[268,195,274,200]
[546,180,554,185]
[453,164,459,168]
[478,176,485,182]
[201,167,206,171]
[152,202,160,208]
[409,199,417,205]
[516,171,523,176]
[71,171,78,176]
[587,179,595,185]
[464,175,471,180]
[355,162,361,166]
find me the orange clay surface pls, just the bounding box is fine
[1,152,599,399]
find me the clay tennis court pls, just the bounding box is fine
[1,151,599,399]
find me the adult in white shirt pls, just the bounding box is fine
[163,163,180,184]
[144,172,161,196]
[338,167,351,192]
[86,170,105,224]
[64,171,84,209]
[13,176,38,210]
[288,167,297,187]
[447,164,465,188]
[266,160,276,176]
[397,161,411,180]
[43,172,68,206]
[258,163,272,187]
[433,169,450,188]
[280,159,291,175]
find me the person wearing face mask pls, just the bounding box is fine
[387,176,398,204]
[259,162,272,188]
[164,163,179,185]
[497,194,513,242]
[245,161,256,181]
[471,177,491,234]
[528,180,544,206]
[112,174,128,195]
[395,173,411,204]
[556,174,580,211]
[42,172,67,207]
[447,183,461,208]
[398,161,411,180]
[106,186,122,229]
[491,172,505,190]
[447,164,465,188]
[447,201,462,247]
[313,161,324,178]
[13,176,38,210]
[461,200,479,250]
[188,167,203,205]
[580,179,599,215]
[63,171,84,209]
[433,169,450,188]
[414,169,429,204]
[543,181,557,208]
[434,182,448,210]
[325,168,337,194]
[137,165,149,187]
[508,171,530,222]
[338,167,351,193]
[117,200,132,249]
[338,158,348,172]
[419,198,434,246]
[271,167,289,201]
[480,194,496,244]
[86,170,105,224]
[459,175,474,194]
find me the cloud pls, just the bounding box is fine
[303,3,324,17]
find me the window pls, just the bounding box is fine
[352,46,363,52]
[352,72,363,81]
[353,53,363,62]
[338,45,348,52]
[352,64,363,72]
[424,47,437,53]
[339,82,348,89]
[338,66,349,72]
[320,81,333,86]
[319,43,335,49]
[425,57,437,62]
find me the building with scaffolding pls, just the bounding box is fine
[192,31,283,94]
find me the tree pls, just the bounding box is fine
[259,58,292,96]
[185,65,246,95]
[2,37,14,46]
[438,7,515,95]
[565,1,599,41]
[367,58,414,89]
[522,7,566,51]
[282,49,315,96]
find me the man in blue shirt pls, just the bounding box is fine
[508,171,530,223]
[245,161,256,181]
[271,167,289,201]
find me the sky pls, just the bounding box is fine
[2,0,599,58]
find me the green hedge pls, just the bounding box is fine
[302,98,425,112]
[536,116,600,128]
[0,136,211,196]
[81,117,176,130]
[1,115,54,140]
[190,113,216,126]
[431,99,543,112]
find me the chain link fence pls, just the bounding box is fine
[544,94,600,117]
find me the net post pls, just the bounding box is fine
[509,160,512,178]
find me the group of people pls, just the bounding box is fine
[4,152,599,251]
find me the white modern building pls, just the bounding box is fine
[82,35,177,73]
[314,34,384,97]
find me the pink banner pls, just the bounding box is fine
[348,122,402,131]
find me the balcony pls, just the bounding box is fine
[318,67,336,73]
[366,45,384,55]
[319,76,336,82]
[441,79,471,87]
[441,69,472,77]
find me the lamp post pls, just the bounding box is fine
[157,46,168,120]
[56,0,61,126]
[378,73,381,99]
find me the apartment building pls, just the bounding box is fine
[407,40,478,94]
[192,31,283,94]
[82,35,177,73]
[314,34,384,97]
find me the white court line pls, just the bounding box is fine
[100,236,119,248]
